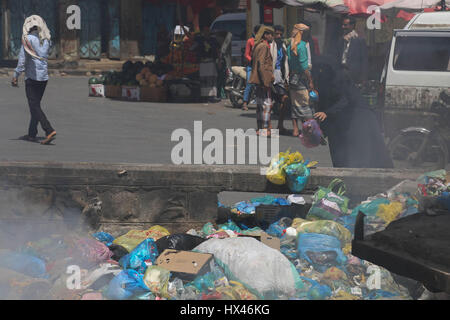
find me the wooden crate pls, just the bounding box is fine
[121,86,141,101]
[140,86,167,102]
[104,85,122,99]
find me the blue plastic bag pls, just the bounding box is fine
[106,270,150,300]
[285,163,310,193]
[266,218,291,238]
[192,272,216,293]
[300,277,332,300]
[438,192,450,211]
[92,232,115,247]
[297,233,347,272]
[0,252,48,279]
[119,238,159,274]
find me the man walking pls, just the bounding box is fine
[270,25,290,135]
[249,26,275,137]
[334,16,369,86]
[12,15,56,145]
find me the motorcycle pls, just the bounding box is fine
[224,65,256,109]
[388,90,450,171]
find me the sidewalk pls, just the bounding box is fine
[0,58,130,77]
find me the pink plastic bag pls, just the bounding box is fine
[299,119,322,148]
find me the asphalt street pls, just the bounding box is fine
[0,76,333,166]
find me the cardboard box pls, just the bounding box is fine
[89,84,105,97]
[121,86,140,101]
[105,85,122,99]
[156,249,213,281]
[140,86,167,102]
[239,232,281,251]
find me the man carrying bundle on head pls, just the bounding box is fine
[12,15,56,145]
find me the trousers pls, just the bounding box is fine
[25,78,54,138]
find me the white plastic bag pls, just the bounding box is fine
[194,237,304,298]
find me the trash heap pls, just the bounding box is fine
[0,170,448,300]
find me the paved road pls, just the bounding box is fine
[0,76,333,168]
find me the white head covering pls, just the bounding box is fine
[22,15,51,61]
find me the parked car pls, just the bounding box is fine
[210,13,247,66]
[379,11,450,140]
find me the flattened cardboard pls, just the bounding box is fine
[260,233,281,251]
[156,249,213,281]
[239,232,281,251]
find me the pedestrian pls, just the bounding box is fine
[249,25,275,137]
[242,25,261,111]
[12,16,56,145]
[287,24,316,137]
[332,16,369,86]
[270,25,290,136]
[312,56,393,168]
[299,20,320,69]
[197,25,221,103]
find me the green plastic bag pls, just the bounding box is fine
[307,179,350,222]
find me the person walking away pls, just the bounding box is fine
[333,16,368,86]
[197,25,221,103]
[287,24,316,137]
[270,25,290,135]
[249,26,275,137]
[242,25,261,111]
[12,15,56,145]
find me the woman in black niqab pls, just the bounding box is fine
[312,56,394,168]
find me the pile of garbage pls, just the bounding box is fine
[0,170,448,300]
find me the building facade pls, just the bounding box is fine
[0,0,243,61]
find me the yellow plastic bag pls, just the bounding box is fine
[291,218,308,229]
[112,225,170,252]
[295,220,352,247]
[215,281,257,300]
[143,266,170,298]
[376,202,404,224]
[266,150,317,185]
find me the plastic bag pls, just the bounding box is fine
[215,281,258,300]
[119,238,159,274]
[201,222,217,236]
[285,163,311,193]
[266,150,304,185]
[192,272,216,293]
[295,220,352,247]
[299,119,323,148]
[143,266,171,298]
[194,237,304,299]
[106,269,149,300]
[112,225,170,252]
[376,201,404,224]
[307,179,350,222]
[92,232,115,247]
[299,276,332,300]
[297,233,347,272]
[266,217,292,238]
[66,237,113,267]
[0,251,48,279]
[155,234,206,253]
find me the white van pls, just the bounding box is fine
[381,11,450,137]
[210,13,247,66]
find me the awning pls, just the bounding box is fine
[344,0,450,15]
[263,0,348,11]
[272,0,449,14]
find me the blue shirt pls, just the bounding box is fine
[275,45,283,70]
[14,33,50,81]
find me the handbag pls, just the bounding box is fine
[306,179,350,222]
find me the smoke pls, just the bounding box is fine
[0,181,103,300]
